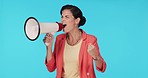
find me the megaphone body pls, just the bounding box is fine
[24,17,63,41]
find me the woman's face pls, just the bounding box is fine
[61,9,79,33]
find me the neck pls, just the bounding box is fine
[66,28,82,46]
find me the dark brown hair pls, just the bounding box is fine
[60,4,86,27]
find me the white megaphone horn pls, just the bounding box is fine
[24,17,63,41]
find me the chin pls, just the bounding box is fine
[63,29,67,33]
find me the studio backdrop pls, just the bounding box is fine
[0,0,148,78]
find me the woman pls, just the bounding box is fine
[43,4,106,78]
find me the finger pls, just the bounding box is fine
[45,36,51,39]
[43,39,49,44]
[46,33,49,36]
[88,44,96,52]
[43,38,45,42]
[88,44,93,50]
[49,34,54,38]
[90,44,95,49]
[46,34,53,38]
[88,45,92,52]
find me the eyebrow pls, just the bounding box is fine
[62,14,71,16]
[61,14,74,19]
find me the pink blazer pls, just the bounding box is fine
[45,30,106,78]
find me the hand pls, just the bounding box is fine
[87,43,98,59]
[43,33,54,47]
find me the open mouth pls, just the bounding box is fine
[63,24,67,28]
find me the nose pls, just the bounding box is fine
[61,17,65,23]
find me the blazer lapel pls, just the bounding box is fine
[57,36,66,75]
[79,30,87,77]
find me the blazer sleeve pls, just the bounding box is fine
[45,38,58,72]
[93,38,107,72]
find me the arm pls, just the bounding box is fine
[43,33,56,72]
[46,45,53,62]
[87,39,106,72]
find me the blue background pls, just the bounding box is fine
[0,0,148,78]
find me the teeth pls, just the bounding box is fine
[63,24,66,26]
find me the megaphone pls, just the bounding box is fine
[24,17,63,41]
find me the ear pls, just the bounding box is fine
[75,17,80,25]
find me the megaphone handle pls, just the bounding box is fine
[45,32,55,46]
[45,43,49,46]
[51,32,55,35]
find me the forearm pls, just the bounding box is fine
[46,45,53,62]
[94,56,103,70]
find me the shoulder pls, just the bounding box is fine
[86,34,97,43]
[81,29,98,43]
[82,29,97,40]
[86,34,97,40]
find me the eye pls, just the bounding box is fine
[61,16,63,18]
[65,15,70,18]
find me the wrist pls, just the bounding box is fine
[46,43,52,47]
[93,56,100,61]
